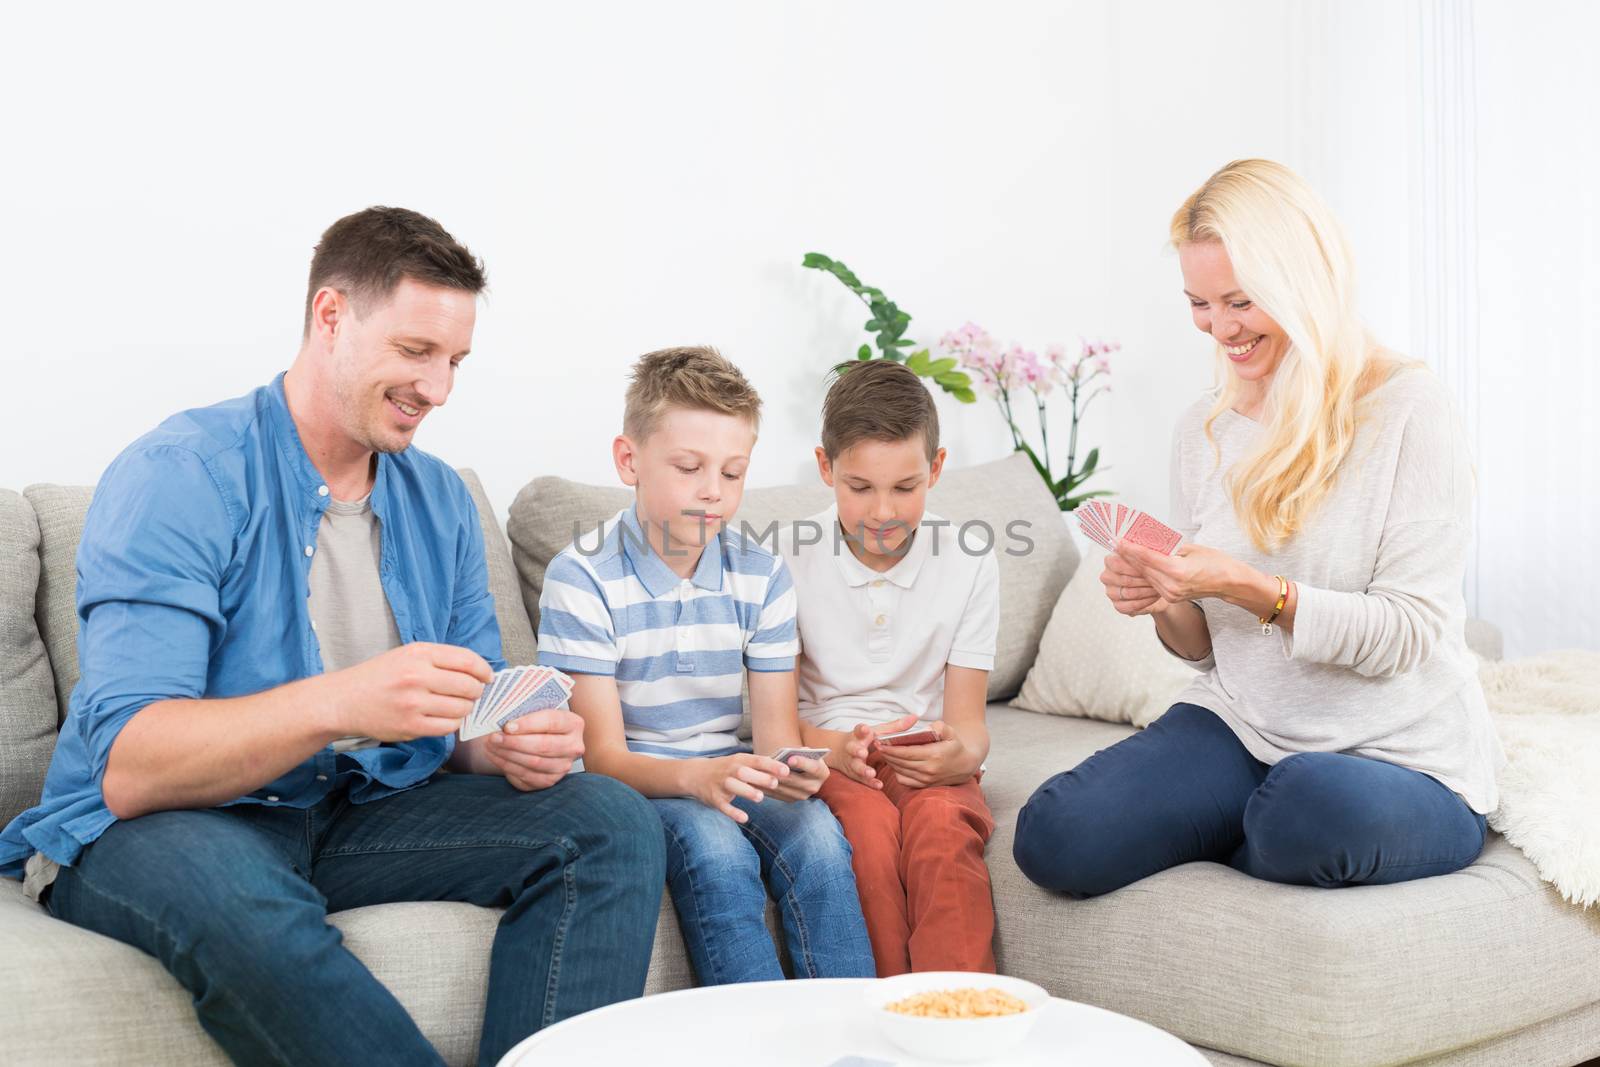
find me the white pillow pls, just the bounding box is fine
[1010,546,1196,727]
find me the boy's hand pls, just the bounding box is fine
[828,714,920,790]
[767,755,829,801]
[688,754,790,823]
[875,720,979,789]
[485,709,585,791]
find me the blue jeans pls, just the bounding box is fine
[653,794,874,984]
[1013,703,1487,896]
[45,772,665,1066]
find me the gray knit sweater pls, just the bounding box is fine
[1167,368,1504,813]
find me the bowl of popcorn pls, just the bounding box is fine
[866,971,1049,1062]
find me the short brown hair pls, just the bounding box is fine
[821,360,940,461]
[623,346,763,441]
[303,206,487,335]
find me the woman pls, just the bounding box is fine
[1013,159,1503,894]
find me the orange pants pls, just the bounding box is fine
[818,751,996,976]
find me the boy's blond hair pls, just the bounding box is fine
[623,346,763,442]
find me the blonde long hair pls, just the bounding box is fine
[1171,159,1388,553]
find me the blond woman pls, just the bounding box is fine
[1014,159,1503,894]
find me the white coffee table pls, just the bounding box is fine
[498,978,1208,1066]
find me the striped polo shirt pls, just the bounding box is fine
[537,505,799,759]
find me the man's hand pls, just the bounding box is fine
[685,754,791,823]
[875,719,981,788]
[323,642,491,741]
[767,755,829,801]
[485,709,585,791]
[827,714,920,790]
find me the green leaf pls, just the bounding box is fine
[801,252,835,269]
[933,370,971,388]
[1079,447,1100,477]
[857,344,872,361]
[1015,440,1052,488]
[950,386,978,403]
[905,350,932,374]
[926,357,958,376]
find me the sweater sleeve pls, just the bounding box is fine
[1284,377,1473,677]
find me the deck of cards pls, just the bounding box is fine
[1076,500,1183,556]
[772,746,829,765]
[460,665,575,741]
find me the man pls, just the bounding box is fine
[0,207,665,1066]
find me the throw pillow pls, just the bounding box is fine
[1010,545,1195,727]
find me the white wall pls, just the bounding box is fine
[5,1,1594,654]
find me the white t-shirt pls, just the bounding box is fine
[781,506,1000,733]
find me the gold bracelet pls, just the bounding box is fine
[1258,575,1288,635]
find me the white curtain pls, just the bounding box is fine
[1293,0,1599,656]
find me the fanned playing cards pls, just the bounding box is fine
[1075,499,1183,555]
[460,665,575,741]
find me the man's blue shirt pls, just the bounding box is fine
[1,374,504,878]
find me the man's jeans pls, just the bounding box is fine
[46,772,666,1067]
[1013,702,1488,896]
[653,795,875,984]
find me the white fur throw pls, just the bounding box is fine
[1481,650,1600,908]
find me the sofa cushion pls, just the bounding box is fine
[457,469,537,667]
[0,490,59,826]
[22,484,91,723]
[983,705,1600,1067]
[506,451,1077,700]
[1011,543,1194,727]
[0,873,769,1066]
[22,472,535,721]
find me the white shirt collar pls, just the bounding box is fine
[823,504,932,589]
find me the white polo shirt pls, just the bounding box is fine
[781,506,999,733]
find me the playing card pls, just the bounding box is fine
[494,666,550,720]
[876,726,939,746]
[494,676,571,730]
[1075,501,1183,556]
[771,746,829,764]
[1124,511,1182,554]
[460,665,574,741]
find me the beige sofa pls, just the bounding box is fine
[2,453,1597,1066]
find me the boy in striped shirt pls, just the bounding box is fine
[536,346,874,985]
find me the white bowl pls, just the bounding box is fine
[864,971,1049,1063]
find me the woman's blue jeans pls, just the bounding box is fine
[653,794,875,984]
[1013,703,1487,896]
[45,772,666,1066]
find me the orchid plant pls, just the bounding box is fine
[938,323,1118,511]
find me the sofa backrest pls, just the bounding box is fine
[507,451,1079,701]
[0,471,535,825]
[0,453,1074,823]
[0,491,58,828]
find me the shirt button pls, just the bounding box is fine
[875,614,887,626]
[872,579,886,588]
[316,774,328,782]
[310,620,317,631]
[266,795,280,802]
[317,485,329,497]
[304,545,314,557]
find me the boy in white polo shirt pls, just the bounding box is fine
[783,360,1001,976]
[537,346,874,985]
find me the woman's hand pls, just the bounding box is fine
[1114,541,1252,606]
[1100,551,1172,616]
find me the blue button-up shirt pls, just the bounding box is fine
[1,374,504,878]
